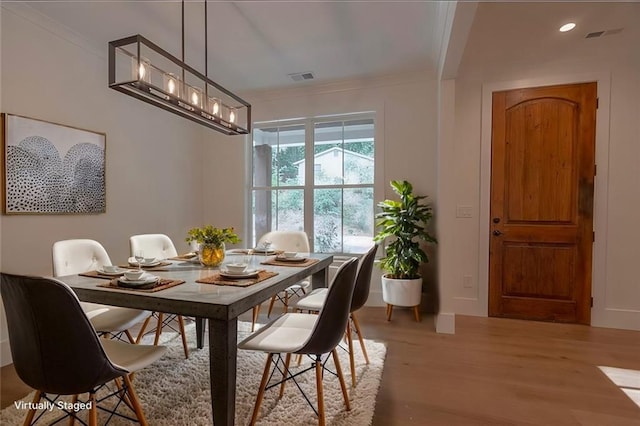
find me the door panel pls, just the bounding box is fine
[489,82,596,324]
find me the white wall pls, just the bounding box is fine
[202,72,440,308]
[0,5,208,365]
[440,6,640,331]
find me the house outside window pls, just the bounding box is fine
[250,113,376,254]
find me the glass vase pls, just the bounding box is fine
[199,242,225,267]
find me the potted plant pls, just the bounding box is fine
[373,180,437,321]
[185,225,240,267]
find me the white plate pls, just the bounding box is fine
[219,269,259,279]
[96,267,127,276]
[128,258,161,267]
[117,275,159,288]
[252,248,277,255]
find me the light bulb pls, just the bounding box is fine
[191,91,199,105]
[209,97,220,116]
[229,108,236,124]
[168,78,176,94]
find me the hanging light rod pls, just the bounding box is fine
[108,1,251,135]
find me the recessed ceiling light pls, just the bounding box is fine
[559,23,576,32]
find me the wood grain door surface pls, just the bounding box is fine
[489,82,597,324]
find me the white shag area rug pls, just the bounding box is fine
[1,321,386,425]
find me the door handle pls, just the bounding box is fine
[492,230,503,236]
[492,217,501,224]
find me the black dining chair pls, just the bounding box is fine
[0,272,166,425]
[294,244,378,387]
[238,257,359,426]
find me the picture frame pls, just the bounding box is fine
[1,113,106,214]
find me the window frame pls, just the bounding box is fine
[247,111,383,254]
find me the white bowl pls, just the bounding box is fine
[124,270,144,280]
[103,265,118,273]
[225,263,248,273]
[143,257,157,264]
[283,251,298,258]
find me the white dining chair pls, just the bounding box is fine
[129,233,189,358]
[52,239,152,343]
[257,230,311,316]
[238,257,359,426]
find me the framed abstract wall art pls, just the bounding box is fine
[1,113,106,214]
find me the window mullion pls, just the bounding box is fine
[304,118,315,251]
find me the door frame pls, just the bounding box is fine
[478,72,610,323]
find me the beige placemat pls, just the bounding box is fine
[230,249,284,256]
[98,278,186,293]
[196,270,278,287]
[169,253,197,261]
[261,257,320,267]
[79,270,122,280]
[117,261,172,271]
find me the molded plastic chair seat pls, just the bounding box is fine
[52,239,152,343]
[294,288,328,311]
[239,313,319,353]
[239,257,359,426]
[0,273,166,426]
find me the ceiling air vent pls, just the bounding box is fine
[288,71,315,82]
[585,28,624,38]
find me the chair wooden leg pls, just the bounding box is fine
[413,305,421,322]
[251,305,261,332]
[386,304,393,321]
[250,353,273,426]
[23,391,42,426]
[345,320,356,387]
[315,357,325,426]
[88,391,98,426]
[178,315,189,358]
[351,313,369,364]
[279,353,291,399]
[332,349,351,411]
[267,295,277,317]
[124,329,136,344]
[153,313,164,345]
[135,315,153,344]
[124,374,148,426]
[67,394,79,426]
[283,292,289,314]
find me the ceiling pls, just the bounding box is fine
[12,1,640,94]
[20,0,444,93]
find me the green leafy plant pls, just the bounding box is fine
[185,225,240,247]
[373,180,437,279]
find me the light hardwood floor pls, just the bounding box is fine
[2,307,640,425]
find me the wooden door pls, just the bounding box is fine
[489,82,597,324]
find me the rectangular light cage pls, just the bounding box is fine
[109,35,251,135]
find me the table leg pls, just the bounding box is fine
[209,317,238,426]
[311,266,329,290]
[196,317,205,349]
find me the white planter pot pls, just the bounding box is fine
[381,275,422,307]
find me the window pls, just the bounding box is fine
[250,113,376,254]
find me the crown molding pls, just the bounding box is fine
[2,2,105,59]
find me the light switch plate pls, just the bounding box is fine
[456,205,472,218]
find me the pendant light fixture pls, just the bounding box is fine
[108,1,251,135]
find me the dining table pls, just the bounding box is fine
[56,251,334,426]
